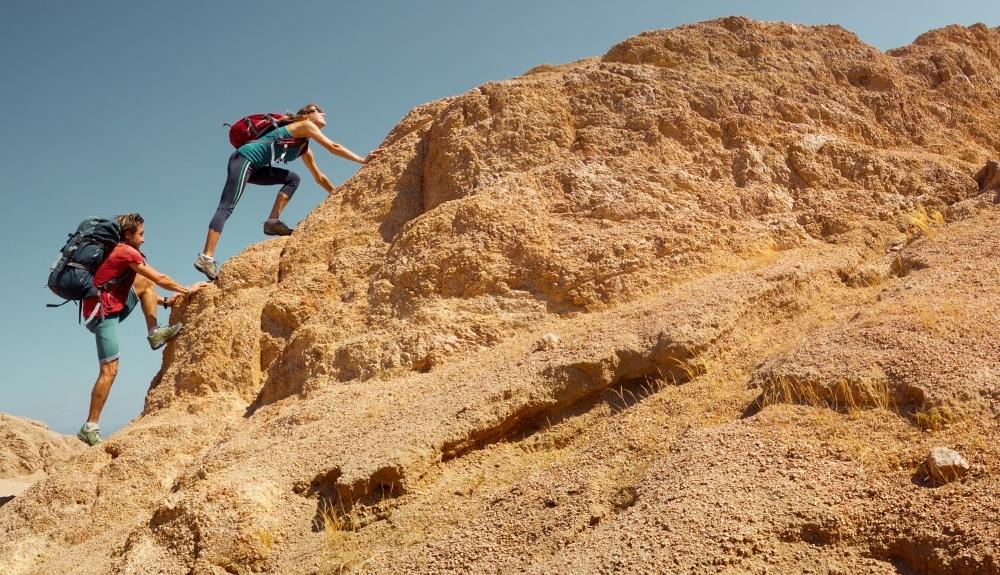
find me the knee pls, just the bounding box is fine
[132,273,152,292]
[283,171,300,197]
[209,206,234,233]
[100,360,119,380]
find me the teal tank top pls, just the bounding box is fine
[237,126,308,168]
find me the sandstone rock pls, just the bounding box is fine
[0,414,83,479]
[0,413,84,503]
[926,447,970,484]
[974,160,1000,192]
[4,17,1000,575]
[534,333,560,351]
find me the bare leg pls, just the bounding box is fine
[267,193,291,220]
[202,229,221,259]
[87,359,119,424]
[132,274,159,331]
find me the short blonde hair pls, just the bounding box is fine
[115,213,144,238]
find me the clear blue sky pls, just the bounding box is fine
[1,1,994,435]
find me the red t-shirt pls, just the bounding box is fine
[82,243,144,319]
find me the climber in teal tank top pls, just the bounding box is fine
[237,126,309,167]
[195,103,382,281]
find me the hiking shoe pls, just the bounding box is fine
[194,253,220,281]
[77,425,103,446]
[263,219,294,236]
[148,322,183,350]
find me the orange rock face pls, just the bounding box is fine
[2,17,999,575]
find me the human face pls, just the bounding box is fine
[308,107,327,129]
[124,223,145,249]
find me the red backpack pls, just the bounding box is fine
[226,113,287,148]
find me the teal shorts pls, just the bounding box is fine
[86,290,139,363]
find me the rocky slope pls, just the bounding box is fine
[0,413,84,506]
[2,17,999,575]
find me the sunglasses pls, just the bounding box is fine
[307,107,325,115]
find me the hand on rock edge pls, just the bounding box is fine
[167,282,208,308]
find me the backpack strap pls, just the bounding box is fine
[272,137,308,164]
[90,251,139,322]
[92,248,143,293]
[95,272,127,292]
[253,115,281,139]
[92,271,131,321]
[82,299,101,324]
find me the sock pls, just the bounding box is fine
[265,218,280,223]
[200,253,214,260]
[83,422,99,431]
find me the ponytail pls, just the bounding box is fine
[281,103,324,125]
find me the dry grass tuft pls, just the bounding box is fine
[665,355,707,384]
[255,528,277,560]
[757,374,894,414]
[904,299,965,336]
[318,496,372,574]
[910,403,966,432]
[905,205,945,240]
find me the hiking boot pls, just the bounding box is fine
[148,323,183,350]
[194,253,220,281]
[77,425,103,446]
[263,219,294,236]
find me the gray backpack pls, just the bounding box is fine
[47,217,122,308]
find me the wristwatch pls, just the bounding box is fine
[161,297,169,309]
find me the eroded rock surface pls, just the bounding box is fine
[0,414,83,504]
[2,17,999,575]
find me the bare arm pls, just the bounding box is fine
[286,120,370,163]
[130,262,207,296]
[299,148,334,193]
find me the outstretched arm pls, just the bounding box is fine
[300,148,334,193]
[130,261,208,299]
[286,120,376,164]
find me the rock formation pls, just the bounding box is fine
[2,17,999,575]
[0,414,84,506]
[927,447,971,485]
